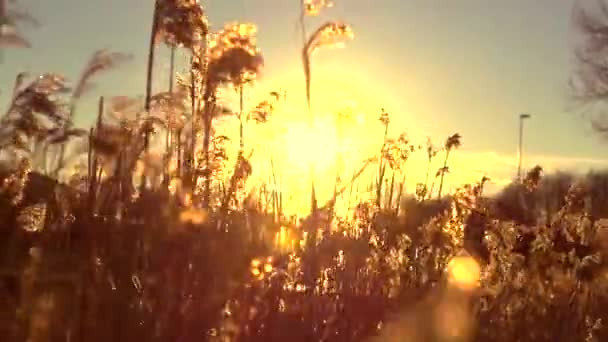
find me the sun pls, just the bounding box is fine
[279,116,342,174]
[232,64,431,217]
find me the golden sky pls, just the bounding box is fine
[3,0,608,216]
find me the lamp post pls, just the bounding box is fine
[517,113,531,182]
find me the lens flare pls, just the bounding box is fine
[280,117,342,174]
[447,254,480,290]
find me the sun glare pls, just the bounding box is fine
[212,66,480,218]
[280,116,341,173]
[447,254,480,291]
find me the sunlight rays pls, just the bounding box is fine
[207,67,464,217]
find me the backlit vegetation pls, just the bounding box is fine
[1,0,608,341]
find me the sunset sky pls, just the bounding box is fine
[2,0,607,202]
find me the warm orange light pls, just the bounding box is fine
[447,254,480,290]
[275,226,291,250]
[178,208,207,225]
[209,67,480,218]
[280,117,341,173]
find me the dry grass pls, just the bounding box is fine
[1,1,608,342]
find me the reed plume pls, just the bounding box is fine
[53,50,131,176]
[147,0,209,109]
[301,21,353,110]
[144,0,209,183]
[1,73,72,168]
[437,133,462,198]
[303,0,334,16]
[0,0,38,49]
[191,22,262,207]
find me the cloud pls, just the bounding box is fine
[526,155,608,172]
[425,151,608,195]
[451,151,608,175]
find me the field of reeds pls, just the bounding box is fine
[1,0,608,341]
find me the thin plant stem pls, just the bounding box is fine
[437,149,451,199]
[141,0,160,192]
[164,45,176,186]
[298,1,319,230]
[239,84,244,153]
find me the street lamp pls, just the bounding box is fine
[517,113,531,182]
